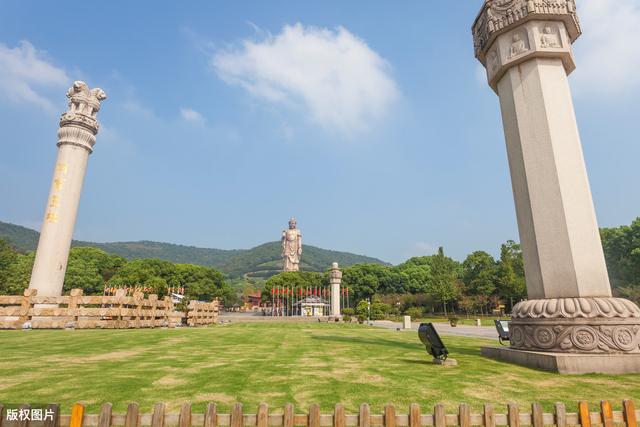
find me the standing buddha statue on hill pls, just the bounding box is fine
[281,217,302,272]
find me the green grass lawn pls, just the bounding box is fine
[0,322,638,414]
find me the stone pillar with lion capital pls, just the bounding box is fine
[28,81,107,297]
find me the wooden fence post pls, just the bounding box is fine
[384,404,396,427]
[483,404,495,427]
[433,404,444,427]
[507,403,520,427]
[44,404,59,427]
[97,403,112,427]
[283,404,294,427]
[600,401,614,427]
[409,403,420,427]
[309,404,320,427]
[231,403,243,427]
[623,400,637,427]
[257,404,268,427]
[459,404,471,427]
[204,403,217,427]
[179,403,192,427]
[555,403,566,427]
[70,403,85,427]
[335,404,346,427]
[531,403,543,427]
[17,404,30,427]
[151,403,165,427]
[360,404,371,427]
[579,402,591,427]
[124,403,139,427]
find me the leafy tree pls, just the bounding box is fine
[458,295,476,317]
[341,264,401,303]
[355,299,369,320]
[462,251,498,295]
[368,295,391,320]
[0,239,19,290]
[496,240,526,309]
[1,252,35,295]
[618,285,640,305]
[108,258,179,296]
[63,256,103,295]
[175,263,232,303]
[62,247,127,295]
[425,250,461,316]
[601,218,640,290]
[405,306,423,319]
[398,264,431,293]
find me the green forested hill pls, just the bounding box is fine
[0,220,389,278]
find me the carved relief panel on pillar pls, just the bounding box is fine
[473,0,581,91]
[482,20,575,91]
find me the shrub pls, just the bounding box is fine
[405,307,423,319]
[342,308,355,316]
[371,301,391,320]
[342,314,352,323]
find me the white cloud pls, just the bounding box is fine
[180,107,206,124]
[0,40,69,112]
[212,23,399,134]
[572,0,640,95]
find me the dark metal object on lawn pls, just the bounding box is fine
[418,322,449,360]
[494,319,510,346]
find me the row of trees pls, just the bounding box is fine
[601,217,640,303]
[1,217,637,312]
[0,241,234,304]
[262,241,526,316]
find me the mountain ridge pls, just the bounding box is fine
[0,220,390,278]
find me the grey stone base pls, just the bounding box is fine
[433,358,458,366]
[482,346,640,374]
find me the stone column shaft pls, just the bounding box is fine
[497,56,610,299]
[29,145,90,296]
[29,81,106,297]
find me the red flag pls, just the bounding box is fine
[346,287,349,296]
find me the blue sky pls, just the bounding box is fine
[0,1,639,264]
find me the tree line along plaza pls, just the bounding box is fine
[1,0,640,378]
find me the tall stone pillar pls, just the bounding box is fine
[473,1,640,373]
[329,262,342,318]
[28,81,107,297]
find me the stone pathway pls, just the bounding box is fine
[371,320,499,340]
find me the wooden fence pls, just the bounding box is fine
[0,289,219,329]
[1,401,637,427]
